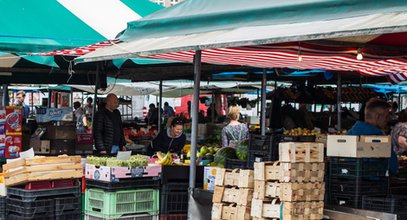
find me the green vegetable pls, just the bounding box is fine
[214,147,237,168]
[236,140,249,161]
[87,155,148,167]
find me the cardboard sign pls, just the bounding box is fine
[36,107,73,123]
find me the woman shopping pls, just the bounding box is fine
[221,105,249,148]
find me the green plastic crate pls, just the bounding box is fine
[85,188,159,219]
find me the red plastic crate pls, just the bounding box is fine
[82,176,86,193]
[159,214,187,220]
[52,179,74,188]
[24,181,52,190]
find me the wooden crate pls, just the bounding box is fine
[251,199,324,220]
[327,135,391,158]
[212,203,251,220]
[254,181,325,202]
[3,155,82,186]
[215,168,254,188]
[254,162,324,182]
[253,180,280,200]
[213,186,253,206]
[279,142,324,163]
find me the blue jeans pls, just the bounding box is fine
[111,145,119,154]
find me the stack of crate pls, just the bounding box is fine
[251,142,325,220]
[327,135,391,208]
[211,168,254,220]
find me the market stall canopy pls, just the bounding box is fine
[77,0,407,83]
[0,0,162,53]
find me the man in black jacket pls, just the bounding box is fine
[93,93,126,154]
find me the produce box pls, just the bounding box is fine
[327,135,391,158]
[213,186,253,206]
[215,168,254,188]
[3,155,82,186]
[212,203,251,220]
[203,166,217,191]
[253,181,325,201]
[85,164,161,182]
[279,142,324,163]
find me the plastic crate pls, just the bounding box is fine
[362,195,407,213]
[24,179,76,190]
[160,183,189,214]
[84,213,158,220]
[6,197,54,219]
[328,192,361,208]
[85,188,159,219]
[55,196,82,215]
[55,210,83,220]
[329,176,389,195]
[0,196,5,220]
[7,186,81,202]
[247,150,273,169]
[329,157,389,178]
[160,166,204,184]
[7,213,54,220]
[249,134,274,152]
[86,177,161,192]
[225,158,248,169]
[159,214,187,220]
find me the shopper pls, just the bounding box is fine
[347,98,398,175]
[391,109,407,155]
[145,103,159,125]
[149,117,186,155]
[73,101,88,134]
[163,102,175,119]
[84,97,94,116]
[93,94,126,154]
[221,105,249,148]
[15,90,30,124]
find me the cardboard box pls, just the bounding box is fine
[5,135,22,158]
[30,138,51,154]
[204,166,217,191]
[327,135,391,158]
[85,164,161,182]
[5,106,22,134]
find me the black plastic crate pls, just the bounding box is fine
[329,176,389,195]
[362,195,407,213]
[6,197,54,219]
[225,158,248,169]
[328,192,361,208]
[7,213,54,220]
[249,134,274,152]
[55,196,82,215]
[161,181,202,192]
[160,189,188,214]
[160,166,204,185]
[7,186,81,202]
[0,196,5,220]
[247,150,273,169]
[86,177,161,191]
[329,157,389,178]
[55,210,82,220]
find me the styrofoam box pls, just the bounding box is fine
[85,164,161,182]
[327,135,391,158]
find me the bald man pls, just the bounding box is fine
[348,98,398,175]
[93,94,126,154]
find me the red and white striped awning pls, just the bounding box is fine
[146,42,407,84]
[33,39,121,56]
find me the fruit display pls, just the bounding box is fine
[236,140,249,161]
[155,151,174,165]
[214,147,237,168]
[87,155,148,167]
[283,128,320,136]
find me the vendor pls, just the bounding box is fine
[149,117,186,155]
[347,98,398,175]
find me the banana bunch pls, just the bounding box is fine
[155,152,173,165]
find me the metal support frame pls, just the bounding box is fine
[337,74,342,131]
[189,50,201,192]
[92,63,100,127]
[159,80,163,131]
[261,69,267,135]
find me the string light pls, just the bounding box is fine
[356,48,363,60]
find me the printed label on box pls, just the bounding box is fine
[204,167,217,191]
[5,134,22,158]
[5,106,22,134]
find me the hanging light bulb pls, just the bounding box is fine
[356,49,363,60]
[298,48,303,62]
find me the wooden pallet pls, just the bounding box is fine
[215,168,254,188]
[213,186,253,206]
[254,162,324,182]
[3,155,82,186]
[251,199,324,220]
[212,203,251,220]
[254,181,325,202]
[279,142,324,163]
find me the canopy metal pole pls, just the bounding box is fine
[92,63,100,127]
[256,88,260,117]
[2,84,9,106]
[158,80,163,131]
[398,92,401,111]
[188,50,201,204]
[337,74,342,132]
[261,69,267,136]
